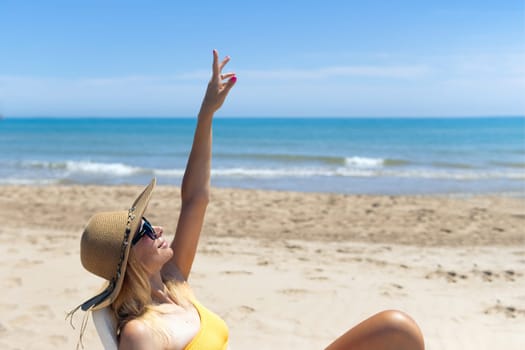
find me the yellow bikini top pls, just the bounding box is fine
[184,299,229,350]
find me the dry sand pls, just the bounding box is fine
[0,185,524,349]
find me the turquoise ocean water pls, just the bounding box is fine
[0,117,524,195]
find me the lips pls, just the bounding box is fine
[157,240,167,249]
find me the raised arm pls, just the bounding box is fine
[163,50,236,281]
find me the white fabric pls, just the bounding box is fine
[92,307,118,350]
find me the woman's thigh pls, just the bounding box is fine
[324,310,424,350]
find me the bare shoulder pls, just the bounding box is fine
[119,319,156,350]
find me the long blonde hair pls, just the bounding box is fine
[112,251,194,343]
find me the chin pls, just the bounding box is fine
[162,248,174,261]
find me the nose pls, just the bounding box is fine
[154,226,163,237]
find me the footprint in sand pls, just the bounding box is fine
[503,270,522,281]
[220,270,252,275]
[308,275,329,281]
[7,247,18,254]
[484,303,525,318]
[64,287,79,296]
[14,258,44,268]
[306,267,329,281]
[471,269,498,282]
[33,304,54,318]
[277,288,310,295]
[48,335,68,346]
[336,247,361,254]
[425,268,468,283]
[9,314,33,327]
[238,305,255,313]
[225,305,256,322]
[4,277,23,288]
[200,248,222,255]
[463,268,524,282]
[285,243,304,250]
[364,258,388,267]
[380,283,408,298]
[0,322,7,334]
[425,267,523,283]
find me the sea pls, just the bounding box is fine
[0,117,524,196]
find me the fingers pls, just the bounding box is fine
[209,49,236,107]
[219,56,230,72]
[220,72,236,81]
[212,49,231,80]
[221,76,237,95]
[212,49,220,77]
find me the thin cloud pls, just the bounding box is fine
[0,55,523,117]
[0,64,431,91]
[239,65,431,80]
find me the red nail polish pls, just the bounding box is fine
[231,76,237,83]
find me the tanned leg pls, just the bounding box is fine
[324,310,424,350]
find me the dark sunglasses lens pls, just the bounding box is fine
[142,219,157,240]
[132,218,156,245]
[131,230,144,246]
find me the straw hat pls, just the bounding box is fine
[77,178,156,311]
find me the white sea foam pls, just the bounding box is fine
[24,160,143,176]
[153,168,185,176]
[345,156,384,168]
[64,161,142,175]
[16,160,525,181]
[211,167,334,178]
[211,167,525,180]
[0,178,61,185]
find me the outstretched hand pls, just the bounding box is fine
[200,49,236,115]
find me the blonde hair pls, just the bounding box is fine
[112,251,194,344]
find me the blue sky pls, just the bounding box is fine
[0,0,524,117]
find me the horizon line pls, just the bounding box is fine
[2,115,525,120]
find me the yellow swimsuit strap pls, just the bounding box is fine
[184,300,229,350]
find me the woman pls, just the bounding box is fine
[72,50,425,350]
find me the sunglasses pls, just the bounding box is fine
[132,217,158,246]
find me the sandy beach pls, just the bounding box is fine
[0,184,524,349]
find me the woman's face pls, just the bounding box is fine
[132,221,173,275]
